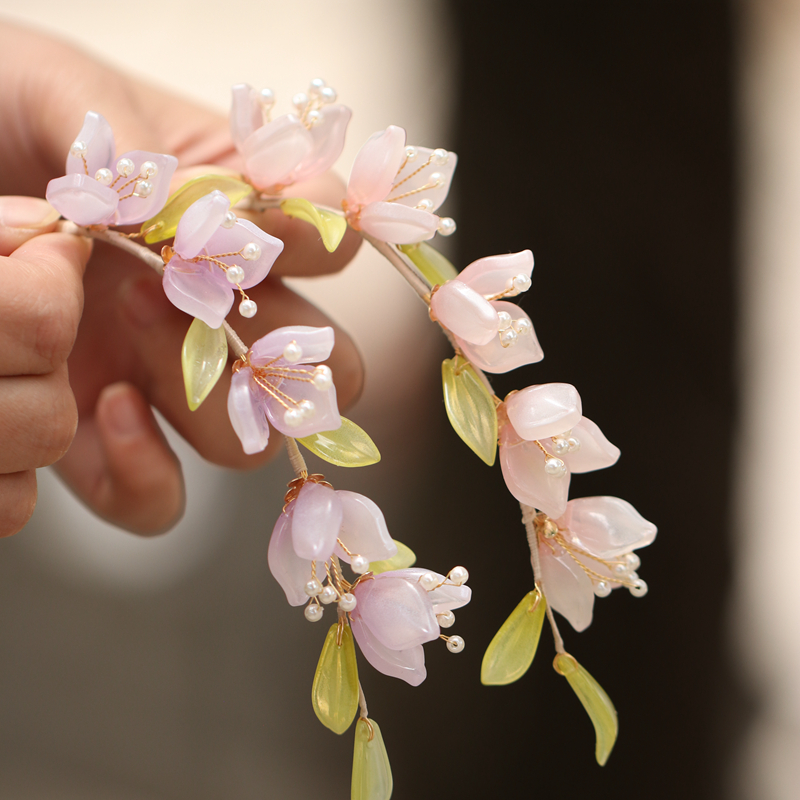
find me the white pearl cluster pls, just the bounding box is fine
[552,430,581,456]
[497,311,533,349]
[593,552,647,598]
[283,398,317,428]
[303,570,360,622]
[288,79,337,128]
[312,365,333,391]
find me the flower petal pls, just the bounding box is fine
[291,482,343,561]
[66,111,115,177]
[333,491,397,563]
[431,280,498,345]
[358,200,438,244]
[242,115,313,190]
[174,190,230,258]
[350,616,427,686]
[538,543,595,632]
[204,217,284,289]
[45,174,118,226]
[162,257,233,329]
[347,126,407,207]
[387,145,457,212]
[265,376,341,439]
[292,105,352,184]
[230,84,263,151]
[268,509,312,606]
[114,151,178,225]
[250,326,335,365]
[506,383,582,441]
[564,417,620,473]
[227,368,270,454]
[457,250,534,296]
[392,569,472,612]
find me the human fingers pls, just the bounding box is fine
[0,470,37,537]
[0,196,60,255]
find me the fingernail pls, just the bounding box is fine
[101,384,144,438]
[120,276,171,329]
[0,196,60,229]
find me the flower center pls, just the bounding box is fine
[69,141,159,201]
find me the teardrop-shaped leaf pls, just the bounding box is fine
[181,318,228,411]
[370,540,417,575]
[352,717,393,800]
[298,417,381,467]
[398,242,458,286]
[481,590,545,686]
[442,356,498,466]
[141,174,253,243]
[281,198,347,253]
[312,624,359,735]
[554,653,618,766]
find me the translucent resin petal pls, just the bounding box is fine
[358,201,438,244]
[431,281,498,345]
[228,369,270,455]
[563,416,620,474]
[113,151,178,226]
[66,111,115,177]
[352,718,393,800]
[312,624,359,735]
[181,318,228,411]
[250,326,335,365]
[242,115,313,189]
[370,540,416,574]
[141,174,253,243]
[398,242,458,286]
[291,482,342,561]
[163,257,234,330]
[292,105,352,184]
[347,126,407,207]
[174,190,230,259]
[350,617,426,685]
[297,417,381,467]
[45,174,118,227]
[554,654,618,766]
[388,145,457,212]
[334,492,396,563]
[458,250,534,296]
[442,356,498,466]
[280,197,347,253]
[481,590,545,686]
[538,543,595,632]
[267,510,311,606]
[505,383,582,441]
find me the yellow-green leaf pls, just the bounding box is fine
[370,540,417,574]
[181,318,228,411]
[398,242,458,286]
[140,174,253,243]
[312,624,359,735]
[554,653,618,766]
[442,355,498,466]
[352,718,393,800]
[281,198,347,253]
[481,590,545,686]
[298,417,381,467]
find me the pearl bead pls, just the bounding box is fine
[259,88,275,107]
[116,158,135,177]
[298,399,316,417]
[404,146,418,161]
[94,168,113,185]
[512,273,532,293]
[304,603,323,622]
[320,86,337,104]
[567,437,581,453]
[312,365,333,391]
[309,78,326,96]
[625,553,641,571]
[283,341,303,363]
[239,298,257,318]
[416,198,434,212]
[226,265,246,285]
[69,141,87,157]
[544,457,566,477]
[513,317,532,335]
[283,408,304,428]
[419,572,439,591]
[613,563,630,578]
[338,593,357,612]
[430,172,444,187]
[446,635,465,653]
[630,579,648,598]
[242,242,261,261]
[320,585,338,604]
[437,610,456,628]
[222,210,237,229]
[432,148,449,165]
[437,217,456,236]
[553,437,570,455]
[133,180,153,198]
[350,555,369,574]
[497,311,513,331]
[305,578,323,597]
[293,92,309,109]
[140,161,158,178]
[499,328,518,347]
[594,581,612,598]
[306,109,321,127]
[448,566,469,586]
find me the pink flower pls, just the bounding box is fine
[230,81,351,193]
[343,126,457,244]
[532,498,656,631]
[46,111,177,227]
[430,250,543,373]
[350,568,471,686]
[499,384,620,519]
[227,326,340,454]
[162,190,283,328]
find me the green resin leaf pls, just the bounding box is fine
[312,624,359,735]
[140,174,253,243]
[481,590,545,686]
[280,198,347,253]
[442,356,498,466]
[181,318,228,411]
[352,718,393,800]
[398,242,458,286]
[370,540,417,574]
[298,417,381,467]
[554,653,618,766]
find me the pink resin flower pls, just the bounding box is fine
[343,125,457,244]
[162,190,283,328]
[351,568,471,686]
[533,498,656,631]
[46,111,177,227]
[227,326,340,454]
[499,384,620,519]
[268,482,397,606]
[430,250,543,373]
[230,80,351,193]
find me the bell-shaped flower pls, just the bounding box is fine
[46,111,177,227]
[343,125,457,244]
[499,384,620,519]
[230,80,351,193]
[268,480,397,606]
[532,498,656,632]
[430,250,543,373]
[228,326,340,454]
[162,190,283,328]
[350,567,471,686]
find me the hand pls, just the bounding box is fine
[0,24,364,535]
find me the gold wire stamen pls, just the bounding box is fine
[391,153,435,191]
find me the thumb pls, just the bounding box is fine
[0,196,60,256]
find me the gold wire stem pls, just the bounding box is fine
[357,680,370,724]
[284,436,308,480]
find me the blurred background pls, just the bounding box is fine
[0,1,795,798]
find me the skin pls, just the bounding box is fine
[0,22,364,537]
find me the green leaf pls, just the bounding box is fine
[352,718,393,800]
[280,198,347,253]
[481,590,545,686]
[140,174,253,243]
[181,318,228,411]
[312,624,359,735]
[442,355,498,466]
[370,540,417,574]
[298,417,381,467]
[554,653,618,766]
[398,242,458,286]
